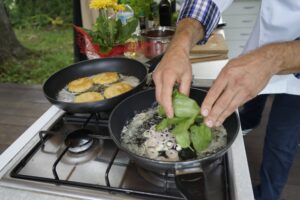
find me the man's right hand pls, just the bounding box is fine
[152,18,205,118]
[153,18,204,117]
[152,46,193,118]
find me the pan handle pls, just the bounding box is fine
[175,165,208,200]
[144,53,164,73]
[175,158,224,200]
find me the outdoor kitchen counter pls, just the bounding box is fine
[0,59,254,200]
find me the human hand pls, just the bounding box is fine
[152,18,204,118]
[153,47,192,118]
[201,47,277,127]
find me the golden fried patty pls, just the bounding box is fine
[104,82,133,99]
[92,72,119,85]
[74,92,104,103]
[67,77,93,93]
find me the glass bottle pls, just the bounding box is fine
[171,0,176,13]
[117,4,134,25]
[159,0,172,26]
[139,10,146,30]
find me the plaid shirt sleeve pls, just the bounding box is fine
[178,0,221,44]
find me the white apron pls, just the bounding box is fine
[242,0,300,95]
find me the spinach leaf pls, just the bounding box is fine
[172,117,196,136]
[172,116,196,148]
[190,124,212,153]
[156,117,188,131]
[155,89,212,152]
[174,130,190,148]
[158,105,166,117]
[172,90,200,118]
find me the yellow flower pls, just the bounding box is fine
[89,0,117,9]
[113,4,125,12]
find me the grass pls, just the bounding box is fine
[0,27,73,84]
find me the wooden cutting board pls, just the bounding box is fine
[189,33,228,63]
[190,54,228,63]
[191,33,228,54]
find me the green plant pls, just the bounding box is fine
[3,0,72,28]
[87,14,137,53]
[121,0,153,17]
[88,0,138,53]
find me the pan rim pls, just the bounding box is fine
[108,87,240,167]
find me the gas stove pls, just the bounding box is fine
[1,111,231,200]
[0,83,254,200]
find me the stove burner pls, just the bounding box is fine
[65,129,94,153]
[137,167,177,190]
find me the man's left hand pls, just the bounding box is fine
[200,46,277,127]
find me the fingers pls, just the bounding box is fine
[153,52,192,118]
[203,84,253,127]
[179,73,192,96]
[203,85,237,127]
[214,91,250,126]
[161,75,177,118]
[153,67,163,104]
[153,68,177,118]
[201,72,228,118]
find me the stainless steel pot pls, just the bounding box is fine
[140,26,175,59]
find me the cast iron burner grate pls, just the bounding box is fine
[9,113,231,200]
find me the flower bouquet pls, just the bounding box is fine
[75,0,138,59]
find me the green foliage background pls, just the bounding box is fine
[3,0,73,28]
[120,0,153,17]
[1,0,158,84]
[1,0,73,84]
[0,28,73,84]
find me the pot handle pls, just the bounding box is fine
[175,162,215,200]
[175,164,209,200]
[144,53,164,73]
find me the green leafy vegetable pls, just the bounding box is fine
[158,105,166,116]
[156,117,187,131]
[172,90,200,118]
[172,116,196,148]
[156,89,213,153]
[172,116,196,136]
[174,130,191,148]
[190,124,212,153]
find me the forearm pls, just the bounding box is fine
[167,18,204,55]
[263,41,300,75]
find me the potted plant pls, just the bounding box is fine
[74,0,138,58]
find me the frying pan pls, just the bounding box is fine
[43,57,153,113]
[109,88,240,200]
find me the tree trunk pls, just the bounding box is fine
[0,0,29,63]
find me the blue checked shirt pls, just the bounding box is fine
[178,0,300,79]
[178,0,220,44]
